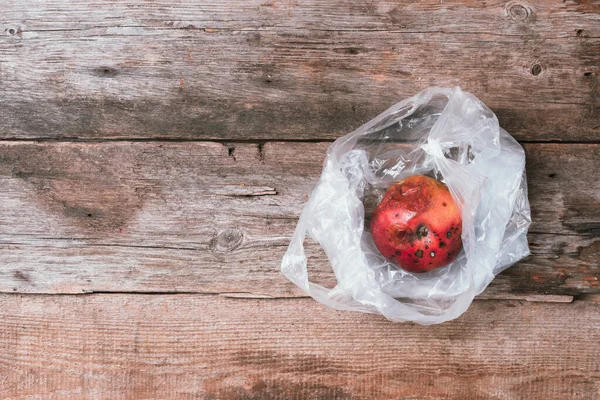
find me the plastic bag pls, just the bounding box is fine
[281,87,531,325]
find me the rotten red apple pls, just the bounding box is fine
[370,175,462,273]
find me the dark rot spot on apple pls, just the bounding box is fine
[413,260,418,264]
[396,251,401,256]
[425,245,429,249]
[442,202,447,207]
[416,224,428,240]
[446,231,452,238]
[395,214,398,217]
[430,251,435,257]
[415,250,423,258]
[439,241,446,248]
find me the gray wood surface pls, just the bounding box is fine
[0,0,598,141]
[1,1,599,398]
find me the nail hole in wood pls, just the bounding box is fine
[548,173,556,178]
[228,146,236,161]
[7,28,16,35]
[92,66,119,77]
[576,29,585,37]
[531,63,542,76]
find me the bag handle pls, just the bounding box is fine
[281,193,372,313]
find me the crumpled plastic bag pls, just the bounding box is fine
[281,87,531,325]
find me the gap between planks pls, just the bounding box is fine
[1,138,600,145]
[1,290,577,304]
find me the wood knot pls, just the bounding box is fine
[210,228,244,252]
[508,4,530,21]
[530,63,543,76]
[5,26,21,36]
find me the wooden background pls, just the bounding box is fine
[1,0,599,399]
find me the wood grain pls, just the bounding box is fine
[0,0,598,141]
[0,141,598,298]
[1,2,598,398]
[0,293,598,399]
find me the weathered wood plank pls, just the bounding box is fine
[0,294,598,399]
[3,0,600,33]
[0,0,598,141]
[0,142,598,298]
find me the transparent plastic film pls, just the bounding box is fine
[281,87,531,325]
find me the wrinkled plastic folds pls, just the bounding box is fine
[281,87,531,325]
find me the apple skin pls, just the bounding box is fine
[369,175,462,273]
